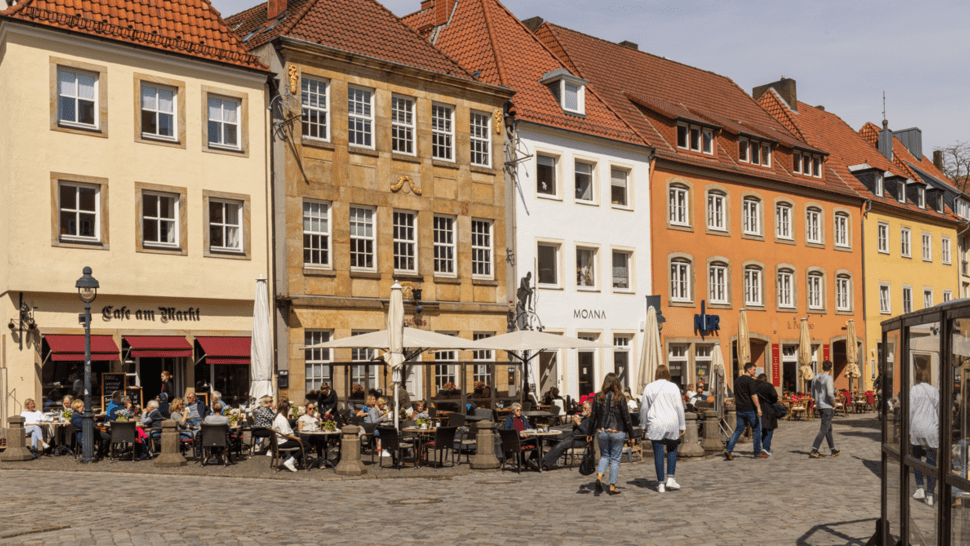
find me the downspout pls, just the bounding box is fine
[859,200,868,388]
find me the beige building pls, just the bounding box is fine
[228,0,514,405]
[0,0,271,422]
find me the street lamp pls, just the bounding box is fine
[75,266,99,463]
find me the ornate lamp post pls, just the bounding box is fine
[75,267,99,463]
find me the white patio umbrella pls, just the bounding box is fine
[711,344,726,415]
[636,306,662,395]
[304,328,486,351]
[798,318,815,387]
[844,320,861,388]
[249,276,274,406]
[383,283,406,429]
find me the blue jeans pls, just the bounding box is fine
[912,445,938,496]
[762,429,774,452]
[26,425,44,449]
[726,411,762,455]
[596,431,625,485]
[651,439,679,482]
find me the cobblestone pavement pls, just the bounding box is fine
[0,413,882,545]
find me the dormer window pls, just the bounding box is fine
[739,138,770,167]
[898,181,907,204]
[677,123,714,155]
[539,69,586,116]
[793,152,822,178]
[957,197,969,219]
[875,174,884,197]
[917,186,926,209]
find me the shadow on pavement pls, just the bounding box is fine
[853,455,881,478]
[796,517,877,546]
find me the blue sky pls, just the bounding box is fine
[214,0,970,154]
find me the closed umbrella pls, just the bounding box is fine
[249,276,274,406]
[845,320,861,382]
[383,283,406,429]
[798,318,814,387]
[711,344,726,415]
[636,306,662,394]
[737,309,751,376]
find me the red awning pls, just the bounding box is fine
[197,336,251,365]
[46,335,120,361]
[125,336,192,358]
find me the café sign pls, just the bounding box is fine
[102,305,201,323]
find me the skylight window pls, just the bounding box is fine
[539,69,587,116]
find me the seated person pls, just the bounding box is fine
[70,399,109,459]
[203,402,230,425]
[143,400,164,437]
[542,387,562,406]
[625,392,640,426]
[687,384,707,411]
[406,400,429,420]
[317,384,338,416]
[370,397,391,423]
[696,380,709,397]
[209,392,228,414]
[168,398,195,440]
[273,397,305,472]
[183,391,207,428]
[45,390,62,410]
[298,402,327,458]
[251,395,276,450]
[502,402,537,455]
[157,393,171,419]
[105,391,125,423]
[355,394,378,419]
[541,401,593,470]
[20,398,48,453]
[61,395,74,415]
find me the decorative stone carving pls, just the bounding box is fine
[287,65,299,96]
[493,109,503,134]
[391,175,422,195]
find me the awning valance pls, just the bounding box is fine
[197,336,250,365]
[46,334,120,361]
[125,336,192,358]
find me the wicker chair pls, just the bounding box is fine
[376,426,413,470]
[269,431,306,472]
[108,421,137,461]
[424,426,458,468]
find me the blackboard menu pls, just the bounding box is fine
[127,386,143,410]
[101,373,126,410]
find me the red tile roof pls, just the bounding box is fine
[401,0,646,147]
[535,22,855,197]
[1,0,267,71]
[226,0,475,82]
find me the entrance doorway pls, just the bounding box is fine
[538,351,558,399]
[137,357,181,401]
[578,351,594,397]
[782,345,798,394]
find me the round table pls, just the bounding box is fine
[301,430,341,468]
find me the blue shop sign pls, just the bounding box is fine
[694,301,720,338]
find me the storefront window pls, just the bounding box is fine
[695,344,712,387]
[668,344,687,390]
[907,321,939,542]
[951,318,970,515]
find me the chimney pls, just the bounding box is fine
[893,127,923,161]
[878,119,893,161]
[816,105,825,111]
[934,150,945,172]
[520,16,544,33]
[752,77,797,110]
[619,40,639,50]
[267,0,286,19]
[435,0,457,27]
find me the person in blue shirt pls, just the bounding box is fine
[105,391,124,422]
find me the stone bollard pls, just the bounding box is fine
[334,425,366,476]
[678,412,705,458]
[470,420,500,470]
[701,411,724,452]
[154,419,187,467]
[1,416,33,461]
[726,407,748,443]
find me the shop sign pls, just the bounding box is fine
[771,344,781,387]
[404,316,427,327]
[101,305,201,323]
[693,301,720,338]
[573,309,606,319]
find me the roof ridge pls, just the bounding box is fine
[479,0,507,87]
[372,0,470,78]
[761,90,805,142]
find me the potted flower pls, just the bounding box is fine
[322,418,338,432]
[350,383,365,400]
[415,417,430,429]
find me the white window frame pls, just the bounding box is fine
[807,273,823,310]
[922,232,932,262]
[677,124,714,155]
[302,200,331,268]
[794,152,802,173]
[140,83,177,141]
[944,290,953,303]
[739,138,770,166]
[59,182,101,242]
[206,96,240,150]
[576,246,598,290]
[901,227,911,257]
[742,197,761,236]
[208,199,243,253]
[433,215,456,276]
[918,186,926,209]
[709,262,728,304]
[574,160,596,203]
[469,110,491,167]
[943,236,952,265]
[806,208,822,244]
[707,191,726,231]
[392,210,418,273]
[142,191,179,249]
[391,94,415,155]
[777,269,794,308]
[836,275,851,311]
[473,332,494,383]
[877,222,889,254]
[432,103,455,161]
[536,154,558,197]
[902,286,913,314]
[351,330,378,391]
[875,174,884,197]
[744,266,763,306]
[349,205,376,271]
[834,213,849,248]
[669,186,689,226]
[57,67,99,129]
[434,332,459,389]
[537,241,561,288]
[347,86,374,149]
[301,76,330,141]
[471,219,494,279]
[775,203,792,240]
[670,260,691,302]
[612,249,633,291]
[879,283,891,314]
[923,288,933,309]
[304,330,332,391]
[610,167,630,208]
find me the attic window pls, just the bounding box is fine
[677,123,713,155]
[243,29,259,41]
[539,69,586,116]
[917,186,926,209]
[794,152,822,178]
[739,138,770,167]
[875,174,884,197]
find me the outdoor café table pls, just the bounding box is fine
[464,414,489,422]
[301,430,341,468]
[402,427,438,467]
[519,430,562,472]
[522,410,554,426]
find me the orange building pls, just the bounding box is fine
[538,24,866,393]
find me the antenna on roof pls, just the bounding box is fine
[882,91,887,128]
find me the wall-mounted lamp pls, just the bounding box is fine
[400,283,424,314]
[8,292,36,350]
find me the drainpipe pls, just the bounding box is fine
[859,200,868,389]
[862,199,872,219]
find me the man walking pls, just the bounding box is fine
[724,362,764,460]
[810,360,840,458]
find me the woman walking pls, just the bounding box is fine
[590,373,635,496]
[755,373,778,457]
[910,361,939,506]
[640,365,686,493]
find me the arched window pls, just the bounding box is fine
[806,207,822,244]
[775,202,793,240]
[669,185,689,226]
[834,212,850,248]
[744,265,763,306]
[743,197,761,235]
[707,191,726,231]
[670,259,691,302]
[807,272,824,310]
[836,274,852,311]
[709,262,728,304]
[777,269,794,308]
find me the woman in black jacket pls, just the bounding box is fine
[755,374,778,457]
[589,373,635,496]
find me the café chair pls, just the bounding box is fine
[109,421,137,461]
[376,426,413,470]
[497,428,529,474]
[199,423,231,466]
[424,426,458,468]
[447,413,465,428]
[269,431,306,472]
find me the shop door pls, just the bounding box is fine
[578,351,594,397]
[539,351,558,398]
[832,341,848,390]
[138,357,179,401]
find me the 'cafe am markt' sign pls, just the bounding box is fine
[101,305,201,323]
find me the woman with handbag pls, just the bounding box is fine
[755,374,779,457]
[589,373,635,496]
[640,365,686,493]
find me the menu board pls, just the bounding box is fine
[127,386,143,410]
[101,373,126,410]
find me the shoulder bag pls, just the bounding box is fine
[578,439,596,476]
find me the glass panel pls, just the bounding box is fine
[142,110,157,135]
[78,99,96,125]
[144,216,158,242]
[886,452,902,545]
[59,96,76,122]
[564,83,579,110]
[58,70,75,96]
[952,318,970,497]
[907,320,940,535]
[537,245,557,284]
[158,113,174,137]
[225,203,240,225]
[158,88,174,113]
[142,85,157,110]
[909,466,938,543]
[207,121,220,144]
[885,328,902,451]
[77,187,96,212]
[77,74,96,100]
[208,98,221,121]
[209,201,224,223]
[575,162,592,201]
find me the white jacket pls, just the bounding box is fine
[640,379,686,441]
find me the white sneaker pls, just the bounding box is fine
[41,442,50,451]
[381,450,391,457]
[666,477,681,490]
[913,488,926,500]
[926,495,934,506]
[657,483,665,493]
[266,450,273,457]
[283,458,297,472]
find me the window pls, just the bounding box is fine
[563,81,583,114]
[208,199,242,252]
[347,86,373,148]
[923,288,933,308]
[709,262,728,304]
[902,286,913,314]
[877,223,889,253]
[473,332,494,384]
[471,219,493,278]
[207,96,240,149]
[875,174,884,197]
[304,330,332,391]
[943,237,952,264]
[432,103,454,161]
[611,168,629,207]
[922,233,932,262]
[917,186,926,208]
[391,95,414,154]
[434,332,458,389]
[805,208,821,244]
[574,161,594,202]
[738,140,748,162]
[433,215,456,275]
[834,213,849,248]
[302,201,330,267]
[351,331,378,391]
[537,243,560,286]
[879,283,891,314]
[469,111,490,166]
[349,206,375,270]
[795,153,822,177]
[958,198,970,219]
[537,155,557,196]
[836,275,851,311]
[812,157,821,177]
[301,77,329,141]
[669,186,689,226]
[775,203,792,240]
[670,259,691,302]
[667,344,687,387]
[58,182,100,241]
[744,266,762,306]
[944,290,953,303]
[707,191,726,231]
[677,124,713,154]
[576,247,597,288]
[612,250,631,290]
[898,182,906,204]
[901,227,911,257]
[739,138,770,166]
[807,272,823,310]
[392,211,417,273]
[695,344,713,385]
[142,192,178,248]
[613,336,632,388]
[742,197,761,235]
[541,72,587,115]
[140,84,176,140]
[777,269,794,308]
[57,68,98,128]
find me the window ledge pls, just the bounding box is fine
[707,302,732,310]
[610,204,633,211]
[835,246,853,253]
[204,248,248,260]
[668,300,694,308]
[204,145,246,158]
[302,138,335,151]
[433,276,461,285]
[350,271,381,280]
[835,309,854,316]
[878,250,890,255]
[741,233,764,242]
[392,152,421,164]
[611,288,635,295]
[775,307,798,314]
[54,123,108,139]
[536,193,563,202]
[775,238,796,246]
[576,286,599,293]
[394,273,424,283]
[902,255,912,260]
[805,242,825,250]
[470,165,498,175]
[472,278,498,286]
[574,200,599,208]
[744,305,766,311]
[303,267,336,277]
[54,239,109,251]
[432,159,459,170]
[537,285,563,291]
[137,245,186,257]
[668,224,693,233]
[348,146,379,158]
